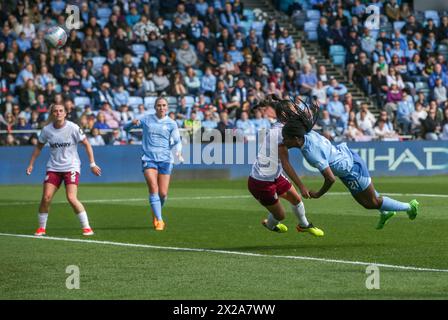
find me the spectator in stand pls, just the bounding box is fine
[236,111,255,141]
[434,77,447,108]
[184,67,201,95]
[251,108,270,132]
[374,119,399,140]
[176,40,198,70]
[88,127,106,146]
[411,102,427,135]
[317,17,332,57]
[440,108,448,140]
[354,52,372,95]
[326,77,348,98]
[201,66,217,97]
[421,108,441,140]
[312,80,328,107]
[396,90,415,134]
[298,63,317,96]
[327,92,348,133]
[152,67,170,95]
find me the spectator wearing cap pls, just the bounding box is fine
[14,113,32,144]
[346,28,361,50]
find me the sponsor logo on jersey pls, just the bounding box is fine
[49,142,72,148]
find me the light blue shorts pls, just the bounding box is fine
[339,151,371,195]
[142,160,173,175]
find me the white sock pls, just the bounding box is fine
[266,213,279,230]
[292,202,309,227]
[38,213,48,229]
[77,211,91,229]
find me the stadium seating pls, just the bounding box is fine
[74,96,92,109]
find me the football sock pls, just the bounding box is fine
[375,191,388,215]
[292,202,309,227]
[266,213,279,230]
[160,195,167,208]
[150,193,163,221]
[77,211,91,228]
[38,212,48,229]
[381,196,411,212]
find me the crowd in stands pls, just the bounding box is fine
[0,0,447,147]
[282,0,448,141]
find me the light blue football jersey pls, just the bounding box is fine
[124,115,181,163]
[301,130,353,177]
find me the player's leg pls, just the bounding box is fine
[247,176,287,233]
[143,167,164,229]
[157,162,173,208]
[352,182,419,229]
[35,181,59,236]
[280,186,324,236]
[64,172,94,235]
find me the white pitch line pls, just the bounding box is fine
[0,232,447,273]
[1,192,448,207]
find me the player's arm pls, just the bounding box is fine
[170,124,184,163]
[123,118,142,131]
[278,144,310,198]
[80,138,102,176]
[310,167,336,199]
[26,143,45,175]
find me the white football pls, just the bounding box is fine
[44,26,68,49]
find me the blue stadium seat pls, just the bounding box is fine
[243,9,255,21]
[332,54,346,66]
[128,96,144,109]
[329,45,346,56]
[306,10,321,22]
[424,10,440,26]
[92,56,106,73]
[304,21,318,32]
[131,56,141,67]
[393,21,406,31]
[251,21,265,37]
[262,57,273,72]
[415,81,430,93]
[163,20,172,30]
[150,56,158,68]
[184,95,196,108]
[74,96,91,108]
[144,96,157,110]
[97,7,112,20]
[307,31,318,41]
[132,44,147,58]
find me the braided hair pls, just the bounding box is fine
[281,96,320,139]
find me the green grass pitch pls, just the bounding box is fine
[1,176,447,299]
